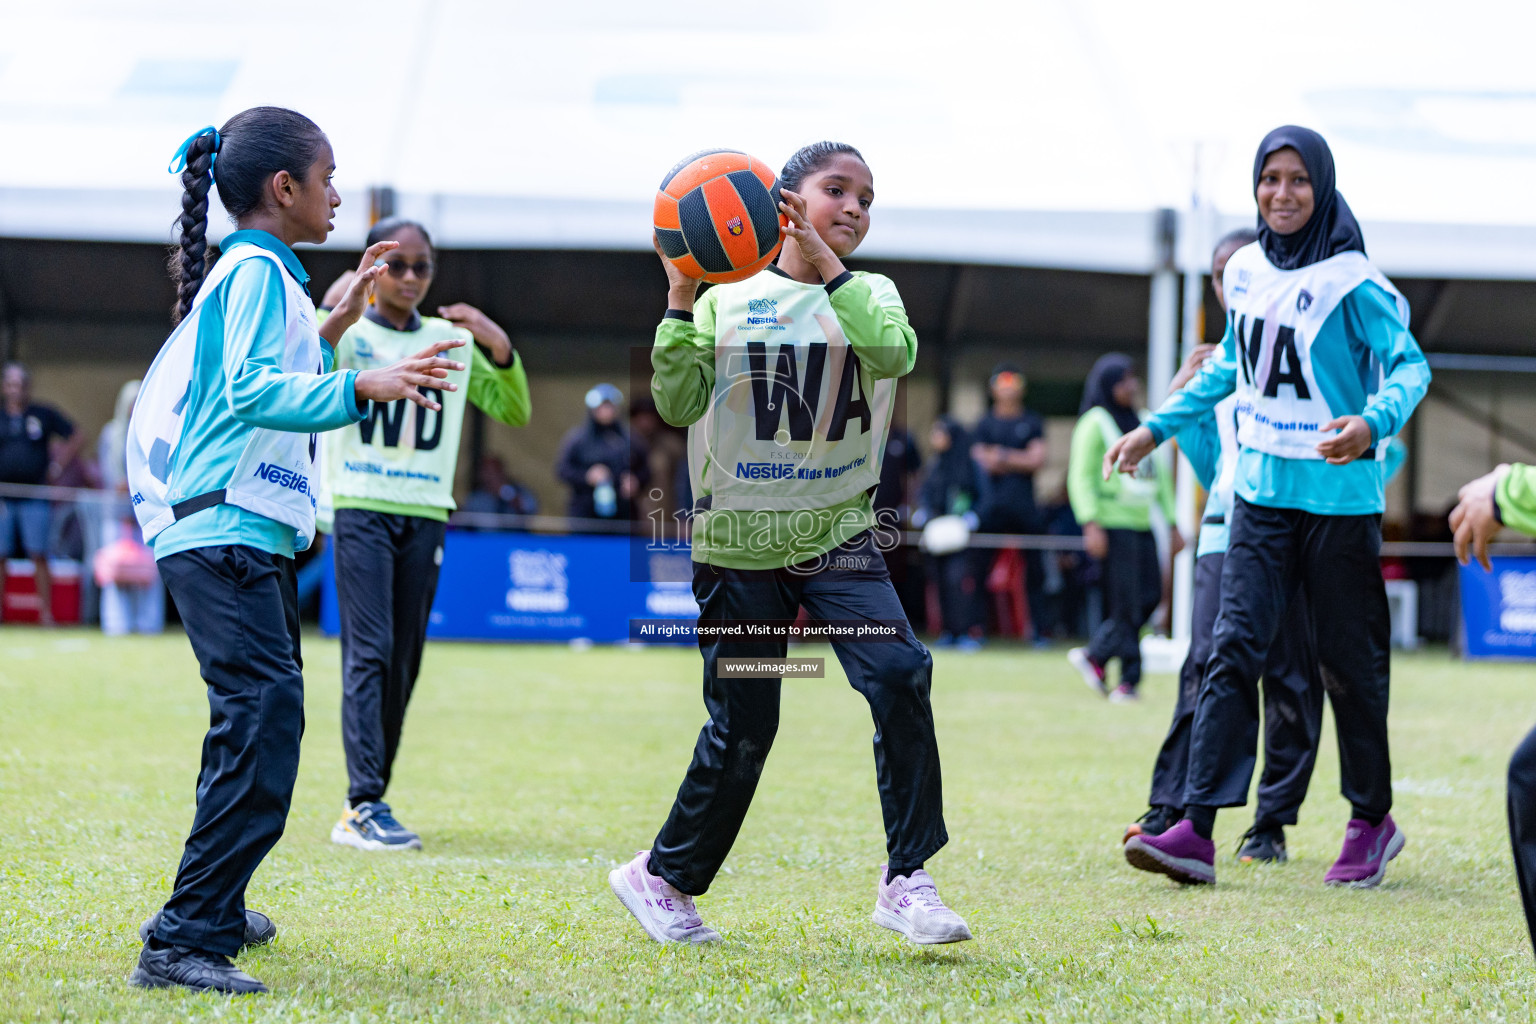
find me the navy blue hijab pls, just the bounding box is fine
[1080,353,1142,436]
[1252,126,1365,270]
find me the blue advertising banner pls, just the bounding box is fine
[1459,556,1536,660]
[320,531,698,643]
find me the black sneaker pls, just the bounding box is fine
[1123,805,1182,844]
[1236,825,1288,864]
[138,909,276,948]
[128,940,268,994]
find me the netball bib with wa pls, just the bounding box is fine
[695,272,899,511]
[1222,245,1407,461]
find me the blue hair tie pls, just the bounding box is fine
[168,126,221,181]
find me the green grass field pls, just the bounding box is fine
[3,629,1536,1022]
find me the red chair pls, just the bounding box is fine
[987,548,1031,639]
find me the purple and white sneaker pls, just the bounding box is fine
[872,867,973,944]
[1324,815,1405,888]
[1068,647,1107,696]
[1124,818,1216,885]
[608,851,721,944]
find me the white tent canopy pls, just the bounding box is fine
[3,0,1536,277]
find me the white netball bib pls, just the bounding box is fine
[1222,244,1406,461]
[128,247,326,549]
[696,272,900,512]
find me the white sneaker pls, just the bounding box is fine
[872,866,973,944]
[608,851,721,945]
[1067,647,1107,696]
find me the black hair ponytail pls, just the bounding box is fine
[168,106,328,322]
[172,133,218,323]
[779,141,867,193]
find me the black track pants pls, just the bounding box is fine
[1148,551,1323,826]
[1508,725,1536,958]
[333,508,446,806]
[929,551,983,637]
[1185,497,1392,821]
[153,545,304,957]
[1087,528,1162,687]
[650,532,947,896]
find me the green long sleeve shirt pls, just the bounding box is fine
[1498,464,1536,537]
[1067,405,1175,531]
[652,267,916,569]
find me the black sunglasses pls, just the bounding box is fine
[381,260,435,278]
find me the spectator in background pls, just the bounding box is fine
[94,380,162,635]
[462,454,540,519]
[913,416,988,649]
[1,362,81,625]
[630,398,687,524]
[1036,482,1094,641]
[1066,354,1177,702]
[557,383,648,522]
[875,418,922,525]
[971,364,1048,640]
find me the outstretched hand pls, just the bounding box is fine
[1450,465,1509,571]
[319,241,400,345]
[1168,344,1217,394]
[320,270,356,311]
[354,338,466,411]
[438,302,512,365]
[1316,415,1373,465]
[1102,426,1157,481]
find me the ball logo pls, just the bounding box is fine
[726,216,744,236]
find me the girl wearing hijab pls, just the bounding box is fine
[912,416,989,648]
[1066,353,1176,702]
[1106,126,1430,888]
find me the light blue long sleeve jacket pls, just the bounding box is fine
[1148,280,1428,517]
[152,230,366,559]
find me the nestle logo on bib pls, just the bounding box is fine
[254,462,312,496]
[1297,289,1314,312]
[736,461,796,481]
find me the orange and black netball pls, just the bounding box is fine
[653,149,785,284]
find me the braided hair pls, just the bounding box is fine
[170,106,328,322]
[779,141,867,193]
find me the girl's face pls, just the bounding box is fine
[1256,147,1314,236]
[798,154,874,258]
[287,139,341,244]
[375,227,434,313]
[1112,374,1141,409]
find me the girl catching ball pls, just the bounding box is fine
[610,142,971,946]
[126,107,464,994]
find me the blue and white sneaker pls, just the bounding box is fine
[330,801,422,851]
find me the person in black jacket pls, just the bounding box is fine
[914,417,989,649]
[557,384,648,522]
